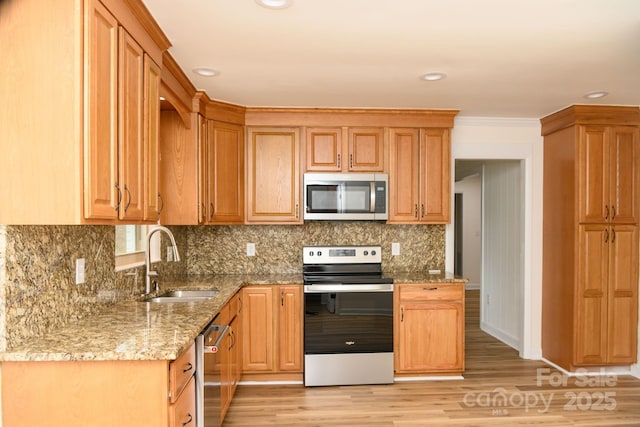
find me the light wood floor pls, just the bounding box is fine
[223,290,640,426]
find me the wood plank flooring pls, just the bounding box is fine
[222,290,640,426]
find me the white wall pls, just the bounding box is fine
[481,161,524,350]
[447,117,543,360]
[454,174,482,286]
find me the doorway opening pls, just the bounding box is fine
[455,159,525,353]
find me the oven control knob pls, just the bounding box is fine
[317,251,322,256]
[364,250,369,256]
[371,250,376,256]
[308,251,314,257]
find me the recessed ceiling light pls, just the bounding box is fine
[421,72,447,81]
[192,67,219,77]
[583,91,608,99]
[255,0,293,9]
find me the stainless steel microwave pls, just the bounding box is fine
[303,173,388,221]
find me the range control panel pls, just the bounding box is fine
[303,246,382,264]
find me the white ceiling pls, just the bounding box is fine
[142,0,640,118]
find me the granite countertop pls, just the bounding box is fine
[1,271,464,363]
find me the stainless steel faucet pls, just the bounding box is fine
[145,226,181,295]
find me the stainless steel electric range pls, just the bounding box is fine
[303,245,394,387]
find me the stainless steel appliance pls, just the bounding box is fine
[303,245,394,386]
[303,173,388,221]
[196,318,229,427]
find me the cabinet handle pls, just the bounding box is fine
[295,204,299,219]
[400,306,404,322]
[423,287,438,291]
[421,204,425,218]
[415,204,418,218]
[605,228,609,243]
[229,330,235,351]
[238,297,243,313]
[337,154,341,169]
[210,202,214,220]
[114,183,122,212]
[157,192,164,215]
[182,362,193,373]
[350,154,353,169]
[182,413,193,426]
[124,185,131,212]
[612,205,616,220]
[612,228,616,243]
[281,291,284,306]
[605,205,609,220]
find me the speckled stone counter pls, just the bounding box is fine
[390,271,467,284]
[0,274,302,363]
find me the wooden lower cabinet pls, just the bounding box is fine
[2,342,197,427]
[394,283,465,375]
[242,285,303,380]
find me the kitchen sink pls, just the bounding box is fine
[143,289,219,303]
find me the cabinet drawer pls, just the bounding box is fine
[169,375,196,427]
[398,284,463,302]
[169,342,196,403]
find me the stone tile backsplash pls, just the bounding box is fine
[0,222,444,349]
[186,222,445,275]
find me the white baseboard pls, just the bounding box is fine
[480,321,521,352]
[394,375,464,382]
[541,357,633,376]
[630,364,640,379]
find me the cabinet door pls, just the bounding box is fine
[242,286,274,371]
[277,285,303,372]
[388,128,420,223]
[420,128,450,223]
[607,225,638,363]
[143,55,161,221]
[84,0,119,220]
[576,224,609,364]
[609,126,640,224]
[305,127,343,171]
[348,127,385,172]
[578,126,610,223]
[118,28,145,220]
[246,127,301,223]
[396,301,463,372]
[207,121,244,224]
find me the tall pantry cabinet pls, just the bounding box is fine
[541,105,640,371]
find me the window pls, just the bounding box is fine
[115,225,148,270]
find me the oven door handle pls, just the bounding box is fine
[304,284,394,293]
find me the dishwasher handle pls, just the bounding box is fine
[203,324,229,354]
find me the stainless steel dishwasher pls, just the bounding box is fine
[196,318,229,427]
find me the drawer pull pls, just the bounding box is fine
[182,413,193,426]
[182,362,193,373]
[423,287,438,291]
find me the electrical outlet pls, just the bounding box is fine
[75,258,85,285]
[246,243,256,256]
[391,242,400,256]
[166,246,174,262]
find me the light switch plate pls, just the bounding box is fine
[247,243,256,256]
[391,242,400,256]
[75,258,85,285]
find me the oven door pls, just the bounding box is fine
[303,283,394,386]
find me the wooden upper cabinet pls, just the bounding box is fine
[206,120,245,224]
[117,28,145,221]
[348,127,385,172]
[305,127,343,171]
[420,128,451,223]
[389,127,451,224]
[305,126,384,172]
[84,1,119,220]
[246,127,301,224]
[388,128,420,222]
[578,125,639,224]
[144,55,162,221]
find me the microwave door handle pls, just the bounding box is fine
[370,181,376,213]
